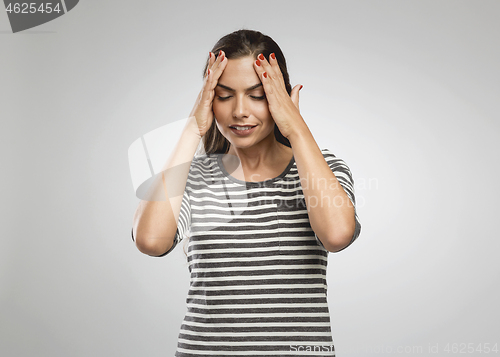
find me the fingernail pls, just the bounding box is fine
[255,59,261,66]
[220,54,224,61]
[218,50,222,56]
[271,53,276,60]
[263,72,268,78]
[209,52,212,58]
[258,53,265,61]
[299,85,303,90]
[207,69,210,75]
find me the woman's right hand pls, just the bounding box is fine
[189,50,227,138]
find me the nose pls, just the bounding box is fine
[232,95,249,119]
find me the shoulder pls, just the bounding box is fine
[189,153,221,170]
[319,148,342,165]
[187,154,223,180]
[320,148,337,159]
[319,148,353,175]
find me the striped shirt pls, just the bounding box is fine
[142,148,361,356]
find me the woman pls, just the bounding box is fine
[132,29,361,356]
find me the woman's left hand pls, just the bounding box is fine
[253,53,304,139]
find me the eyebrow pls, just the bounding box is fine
[216,83,263,92]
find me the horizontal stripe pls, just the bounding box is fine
[177,338,333,347]
[176,348,335,356]
[185,297,328,306]
[187,273,326,282]
[188,254,327,262]
[187,246,324,254]
[188,293,323,300]
[180,324,333,334]
[186,302,329,309]
[180,321,333,328]
[186,311,330,319]
[178,334,333,343]
[179,330,332,337]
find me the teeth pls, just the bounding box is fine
[232,126,254,131]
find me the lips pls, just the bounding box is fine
[229,125,258,136]
[229,125,257,128]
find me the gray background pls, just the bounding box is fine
[1,1,499,356]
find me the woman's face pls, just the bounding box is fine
[213,56,275,150]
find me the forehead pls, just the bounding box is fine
[218,56,260,89]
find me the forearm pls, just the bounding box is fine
[133,116,201,256]
[288,120,356,252]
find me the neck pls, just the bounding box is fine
[227,136,286,171]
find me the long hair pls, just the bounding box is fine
[200,29,292,156]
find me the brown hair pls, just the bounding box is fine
[201,29,292,155]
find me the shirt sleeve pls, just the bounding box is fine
[131,175,192,257]
[318,148,362,251]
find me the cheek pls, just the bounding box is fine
[213,101,228,120]
[212,101,221,117]
[253,102,272,120]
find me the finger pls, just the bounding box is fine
[200,70,214,104]
[269,53,287,92]
[268,53,284,81]
[200,52,222,101]
[253,56,265,78]
[211,50,227,80]
[206,52,215,77]
[253,58,274,96]
[206,51,227,92]
[254,55,277,90]
[256,53,286,94]
[290,84,302,110]
[200,53,213,99]
[213,50,226,70]
[207,50,224,78]
[203,53,214,89]
[257,53,276,79]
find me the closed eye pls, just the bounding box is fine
[217,95,265,101]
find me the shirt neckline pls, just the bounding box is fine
[216,153,296,186]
